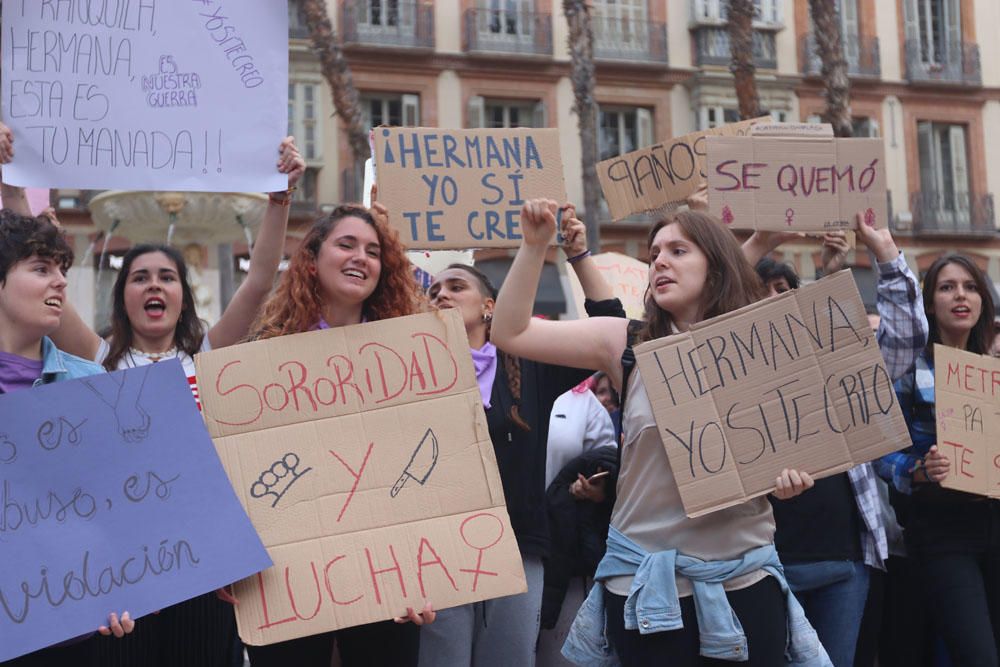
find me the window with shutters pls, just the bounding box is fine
[592,0,649,53]
[598,106,653,161]
[288,81,323,162]
[691,0,782,27]
[467,98,546,129]
[360,94,420,130]
[917,121,971,227]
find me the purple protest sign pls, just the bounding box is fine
[0,361,271,661]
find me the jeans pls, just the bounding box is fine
[784,560,869,667]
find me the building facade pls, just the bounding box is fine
[57,0,1000,324]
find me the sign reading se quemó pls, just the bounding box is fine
[706,135,887,232]
[1,1,287,192]
[935,345,1000,497]
[195,310,526,645]
[374,127,566,250]
[597,117,768,221]
[634,271,909,518]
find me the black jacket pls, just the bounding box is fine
[485,298,625,558]
[540,445,620,629]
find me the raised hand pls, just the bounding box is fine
[277,136,306,190]
[519,198,559,247]
[820,231,851,275]
[854,212,899,264]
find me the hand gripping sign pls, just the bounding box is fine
[195,310,526,645]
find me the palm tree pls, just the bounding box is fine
[296,0,370,185]
[563,0,601,251]
[808,0,852,137]
[726,0,762,120]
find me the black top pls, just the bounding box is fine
[486,298,625,558]
[770,472,863,563]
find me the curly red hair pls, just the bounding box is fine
[252,204,425,339]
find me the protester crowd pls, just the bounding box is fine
[2,117,998,667]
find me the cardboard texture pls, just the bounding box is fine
[373,127,566,250]
[194,311,526,645]
[567,252,648,319]
[633,271,910,518]
[0,362,271,661]
[706,134,887,232]
[597,117,768,221]
[934,344,1000,497]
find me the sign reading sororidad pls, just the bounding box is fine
[1,1,287,192]
[934,344,1000,497]
[597,117,768,221]
[706,130,888,232]
[374,127,567,249]
[634,271,910,518]
[195,311,525,645]
[0,362,271,662]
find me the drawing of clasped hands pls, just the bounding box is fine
[83,367,152,444]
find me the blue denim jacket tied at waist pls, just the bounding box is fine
[561,526,831,666]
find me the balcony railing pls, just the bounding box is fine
[464,8,552,56]
[903,39,981,86]
[693,26,776,69]
[801,33,880,78]
[341,0,434,49]
[592,16,668,63]
[907,191,996,236]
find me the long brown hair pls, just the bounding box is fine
[923,253,996,356]
[252,205,424,339]
[639,210,765,342]
[104,245,204,371]
[442,263,530,432]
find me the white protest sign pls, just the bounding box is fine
[1,2,287,193]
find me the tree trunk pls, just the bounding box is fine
[809,0,853,137]
[297,0,369,169]
[727,0,761,120]
[564,0,601,251]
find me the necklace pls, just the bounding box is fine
[129,346,177,362]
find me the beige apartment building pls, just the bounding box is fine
[58,0,1000,323]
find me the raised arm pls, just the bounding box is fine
[491,199,628,388]
[207,136,304,348]
[0,123,33,217]
[560,205,614,302]
[854,216,928,381]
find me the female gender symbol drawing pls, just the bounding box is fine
[459,513,504,592]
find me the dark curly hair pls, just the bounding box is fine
[0,209,73,283]
[104,244,204,370]
[252,204,424,339]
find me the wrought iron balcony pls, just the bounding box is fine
[692,25,776,69]
[903,39,981,86]
[801,33,880,78]
[341,0,434,50]
[464,8,552,56]
[592,16,668,64]
[906,191,997,236]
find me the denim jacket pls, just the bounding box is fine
[562,527,831,665]
[35,337,103,386]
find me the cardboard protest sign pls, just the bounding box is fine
[567,252,648,319]
[195,311,525,645]
[0,362,271,661]
[1,2,287,192]
[597,117,768,221]
[634,271,909,517]
[374,127,566,249]
[706,133,887,232]
[934,345,1000,496]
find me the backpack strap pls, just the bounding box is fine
[616,320,643,468]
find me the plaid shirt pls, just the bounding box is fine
[874,352,935,495]
[848,253,928,570]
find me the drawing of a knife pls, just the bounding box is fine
[390,428,439,498]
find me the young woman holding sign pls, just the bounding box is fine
[245,202,431,667]
[877,254,1000,665]
[0,208,135,666]
[491,200,825,666]
[419,206,625,667]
